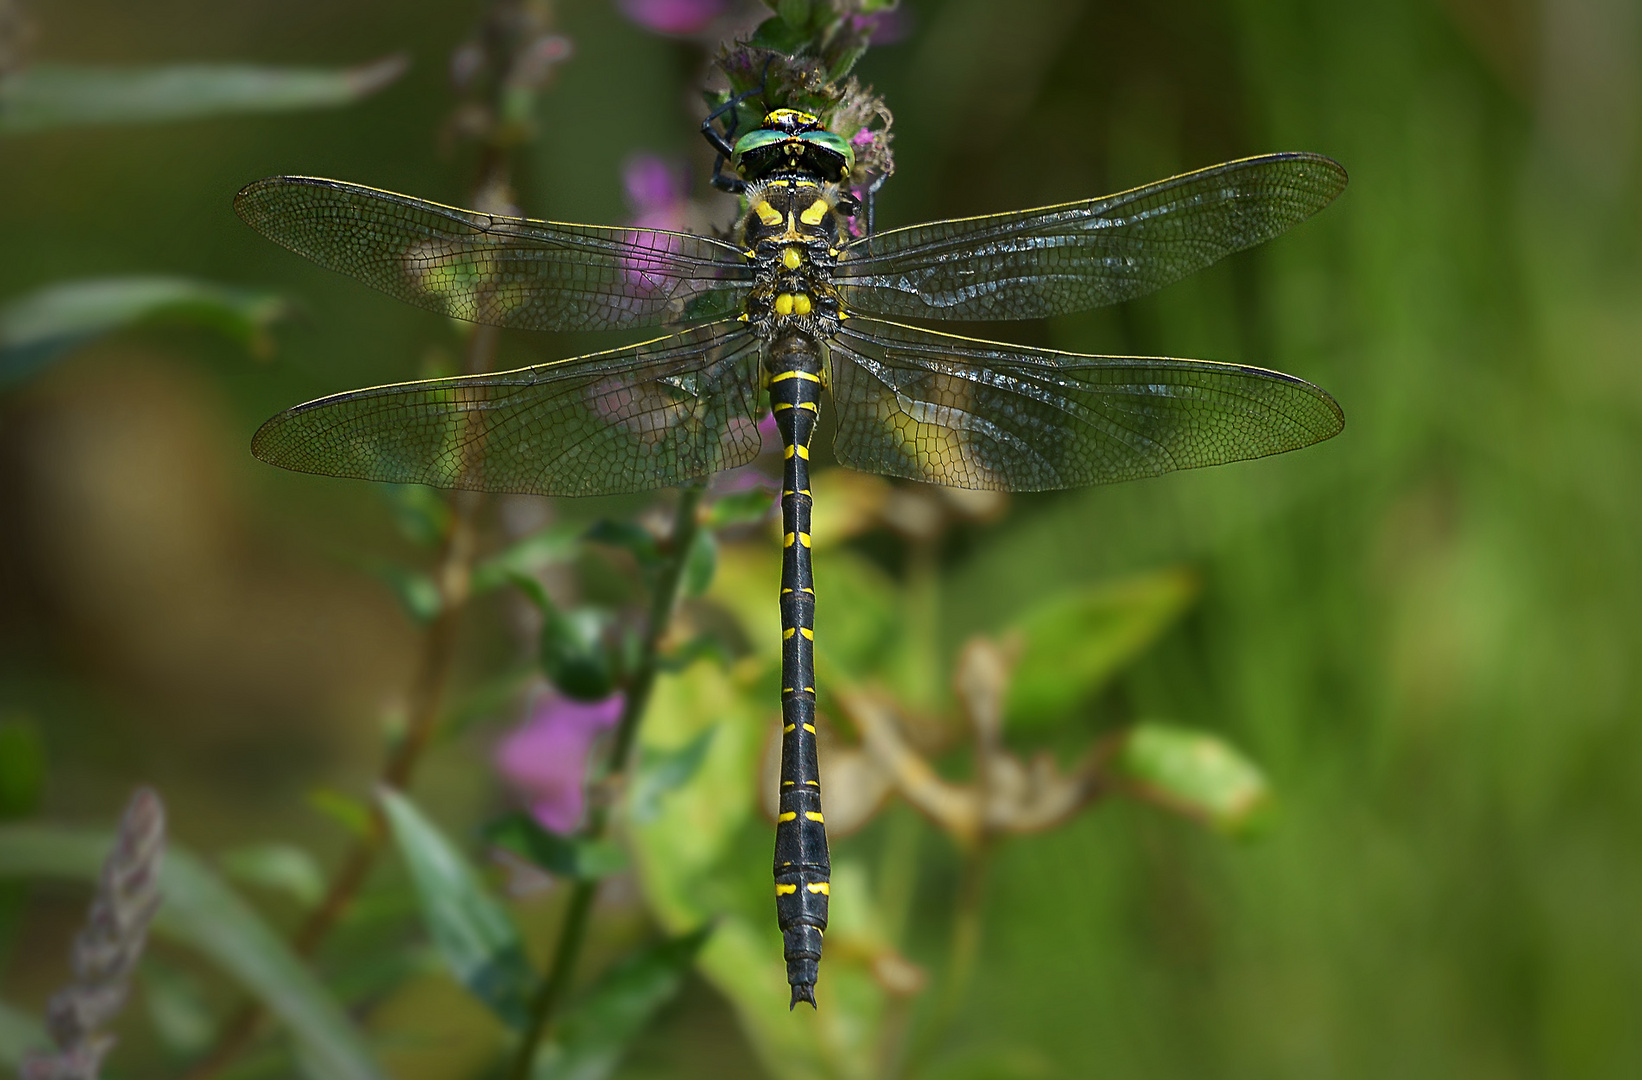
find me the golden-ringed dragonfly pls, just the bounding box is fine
[235,107,1347,1009]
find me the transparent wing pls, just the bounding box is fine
[235,176,753,331]
[253,321,766,497]
[835,153,1347,321]
[827,317,1343,491]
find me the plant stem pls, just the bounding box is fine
[182,334,496,1080]
[899,840,992,1080]
[505,484,704,1080]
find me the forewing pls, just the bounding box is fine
[835,153,1347,321]
[827,317,1343,492]
[235,176,752,331]
[253,322,766,497]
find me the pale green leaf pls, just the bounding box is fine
[0,56,406,135]
[0,276,289,387]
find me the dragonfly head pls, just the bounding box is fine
[732,109,855,184]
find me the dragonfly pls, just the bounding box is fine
[235,107,1347,1009]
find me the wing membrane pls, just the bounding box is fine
[253,321,765,496]
[827,317,1343,491]
[235,176,753,332]
[835,153,1347,321]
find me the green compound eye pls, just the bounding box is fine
[799,131,854,177]
[731,129,788,173]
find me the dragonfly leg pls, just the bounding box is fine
[701,59,775,195]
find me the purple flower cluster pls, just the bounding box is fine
[495,693,624,833]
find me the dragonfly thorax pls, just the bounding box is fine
[740,177,848,339]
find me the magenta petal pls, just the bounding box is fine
[617,0,728,36]
[496,693,624,834]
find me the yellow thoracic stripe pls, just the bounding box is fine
[770,370,822,383]
[753,201,782,226]
[800,198,830,226]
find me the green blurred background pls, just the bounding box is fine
[3,0,1641,1077]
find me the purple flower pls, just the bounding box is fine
[495,693,624,834]
[623,153,690,231]
[617,153,694,295]
[617,0,729,36]
[713,413,782,496]
[850,9,913,46]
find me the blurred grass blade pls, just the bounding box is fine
[0,56,406,135]
[0,825,385,1080]
[0,276,289,388]
[532,927,712,1080]
[1003,567,1199,732]
[1112,722,1274,836]
[379,789,536,1029]
[483,812,628,880]
[0,1000,49,1070]
[139,957,215,1056]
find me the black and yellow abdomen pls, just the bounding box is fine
[767,330,829,1008]
[736,156,852,1009]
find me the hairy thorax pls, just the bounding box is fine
[738,175,852,343]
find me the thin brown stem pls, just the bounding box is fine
[505,485,704,1080]
[183,301,501,1080]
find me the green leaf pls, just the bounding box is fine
[1112,722,1274,837]
[0,276,289,388]
[826,41,871,83]
[1003,567,1199,732]
[707,488,775,529]
[365,560,442,624]
[483,813,627,880]
[750,15,811,53]
[306,787,373,838]
[377,484,451,550]
[472,524,582,596]
[0,1000,49,1070]
[584,520,659,569]
[0,717,44,819]
[630,728,717,824]
[532,927,713,1080]
[218,843,325,907]
[539,605,617,702]
[0,56,406,136]
[655,633,731,675]
[682,528,718,597]
[378,789,535,1029]
[0,826,385,1080]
